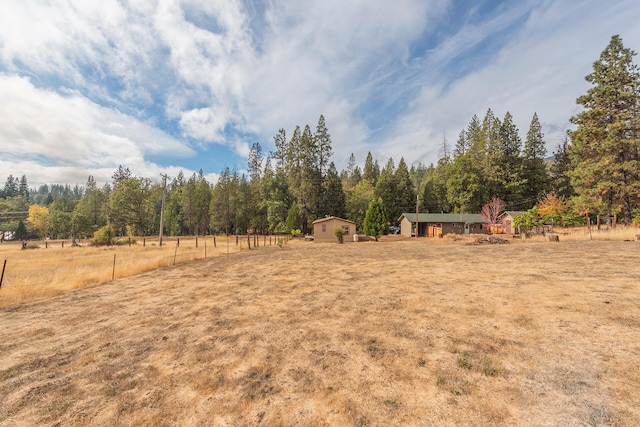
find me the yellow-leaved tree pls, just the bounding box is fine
[27,205,49,239]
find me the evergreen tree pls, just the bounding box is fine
[569,35,640,223]
[362,151,380,186]
[75,175,108,234]
[523,112,550,204]
[497,112,526,208]
[271,128,287,170]
[423,158,451,213]
[550,132,574,199]
[18,175,29,198]
[111,165,132,188]
[374,158,397,221]
[314,114,333,177]
[247,142,263,182]
[395,158,416,219]
[3,175,18,198]
[15,220,28,240]
[210,167,236,235]
[343,153,361,189]
[345,180,374,232]
[195,171,212,235]
[447,153,485,213]
[453,129,468,157]
[321,162,346,218]
[363,197,388,241]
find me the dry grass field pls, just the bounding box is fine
[1,232,639,426]
[0,235,255,307]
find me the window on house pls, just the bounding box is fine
[322,224,326,232]
[342,225,350,234]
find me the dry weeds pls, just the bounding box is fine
[1,235,639,426]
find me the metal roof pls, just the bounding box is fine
[311,216,357,225]
[399,213,487,223]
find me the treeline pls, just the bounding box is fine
[0,111,566,240]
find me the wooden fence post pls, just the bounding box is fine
[112,254,116,280]
[0,260,6,289]
[247,235,251,249]
[214,235,216,248]
[174,242,179,265]
[196,237,198,248]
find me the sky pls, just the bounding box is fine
[1,0,639,188]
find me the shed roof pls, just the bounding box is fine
[311,216,356,225]
[502,211,526,217]
[399,213,487,223]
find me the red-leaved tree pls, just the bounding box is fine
[481,197,506,226]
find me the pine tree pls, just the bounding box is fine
[321,162,346,218]
[550,132,574,199]
[247,142,263,182]
[362,152,380,186]
[523,112,550,204]
[271,128,287,170]
[374,158,397,221]
[18,175,29,198]
[480,108,501,199]
[569,35,640,223]
[497,112,526,208]
[3,175,18,198]
[395,158,416,220]
[363,197,388,241]
[314,114,333,177]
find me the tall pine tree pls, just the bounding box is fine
[523,112,549,204]
[569,35,640,223]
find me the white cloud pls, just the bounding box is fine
[0,74,194,186]
[379,0,640,165]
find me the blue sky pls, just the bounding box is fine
[1,0,639,187]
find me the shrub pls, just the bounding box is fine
[290,228,302,239]
[92,225,115,246]
[334,227,345,243]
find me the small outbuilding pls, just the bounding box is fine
[398,213,488,237]
[311,217,356,243]
[500,211,525,234]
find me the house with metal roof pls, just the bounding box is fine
[398,213,488,237]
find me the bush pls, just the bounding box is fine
[290,228,301,239]
[334,227,345,243]
[92,225,115,246]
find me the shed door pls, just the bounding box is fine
[464,224,470,234]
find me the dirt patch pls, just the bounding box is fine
[471,235,510,245]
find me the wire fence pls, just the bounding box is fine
[0,234,290,305]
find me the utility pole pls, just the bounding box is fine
[159,173,168,246]
[415,194,420,238]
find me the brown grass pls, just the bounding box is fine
[1,235,639,426]
[0,235,260,306]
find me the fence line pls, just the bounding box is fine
[0,235,290,301]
